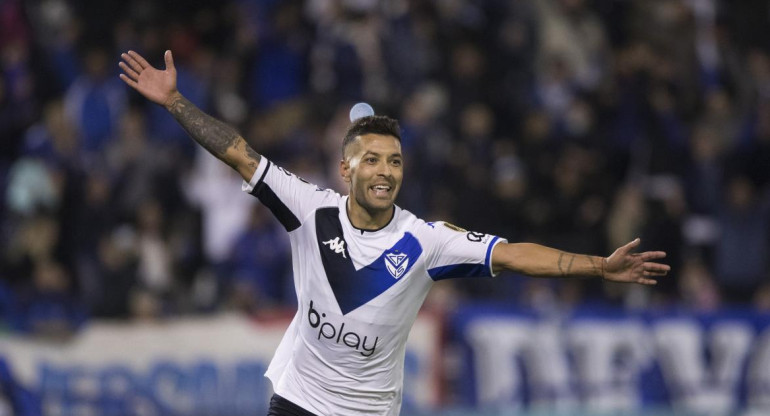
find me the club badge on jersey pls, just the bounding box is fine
[384,251,409,279]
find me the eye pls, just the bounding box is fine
[366,157,378,164]
[391,159,402,167]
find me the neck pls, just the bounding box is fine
[346,198,394,231]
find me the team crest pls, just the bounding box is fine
[385,251,409,279]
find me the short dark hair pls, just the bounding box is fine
[342,115,401,157]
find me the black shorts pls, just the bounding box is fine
[267,394,317,416]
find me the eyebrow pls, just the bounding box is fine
[362,151,402,158]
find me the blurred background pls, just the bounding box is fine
[1,0,770,415]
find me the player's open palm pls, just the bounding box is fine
[119,50,178,107]
[603,238,670,285]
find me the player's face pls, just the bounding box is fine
[341,134,403,214]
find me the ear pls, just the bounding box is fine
[339,159,351,183]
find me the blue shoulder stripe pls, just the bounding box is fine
[428,236,501,281]
[428,263,488,281]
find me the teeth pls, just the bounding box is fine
[373,185,390,191]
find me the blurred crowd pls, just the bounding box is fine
[2,0,770,339]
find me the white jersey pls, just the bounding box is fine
[242,158,506,415]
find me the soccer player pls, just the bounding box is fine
[119,50,670,416]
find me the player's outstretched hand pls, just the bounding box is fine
[603,238,670,285]
[119,50,179,108]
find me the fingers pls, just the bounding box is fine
[620,238,641,254]
[642,262,670,279]
[164,50,175,71]
[121,52,144,74]
[639,251,667,261]
[119,73,138,90]
[639,263,665,284]
[118,61,139,80]
[128,50,150,69]
[644,261,670,271]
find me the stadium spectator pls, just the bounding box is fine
[8,259,87,340]
[227,204,291,311]
[63,46,127,154]
[714,174,770,304]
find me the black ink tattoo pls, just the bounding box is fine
[586,256,601,277]
[557,253,577,277]
[167,95,260,168]
[245,144,262,167]
[566,255,575,274]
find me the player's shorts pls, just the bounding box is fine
[267,394,317,416]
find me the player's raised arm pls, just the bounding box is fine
[119,50,260,181]
[491,238,670,285]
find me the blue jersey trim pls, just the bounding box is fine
[428,263,489,281]
[485,236,500,275]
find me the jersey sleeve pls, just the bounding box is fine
[423,221,507,281]
[242,158,339,232]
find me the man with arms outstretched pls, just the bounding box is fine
[119,50,670,416]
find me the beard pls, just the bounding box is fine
[350,179,399,216]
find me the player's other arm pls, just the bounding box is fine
[491,238,670,285]
[119,50,259,181]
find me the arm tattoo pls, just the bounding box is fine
[557,252,577,277]
[167,95,260,167]
[566,255,575,274]
[586,256,602,277]
[245,144,261,169]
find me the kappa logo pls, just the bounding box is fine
[384,251,409,279]
[323,237,347,258]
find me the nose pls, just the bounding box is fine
[377,160,392,177]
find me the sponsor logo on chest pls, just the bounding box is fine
[307,301,379,357]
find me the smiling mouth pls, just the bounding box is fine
[370,184,392,198]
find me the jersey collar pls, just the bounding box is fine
[341,196,399,236]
